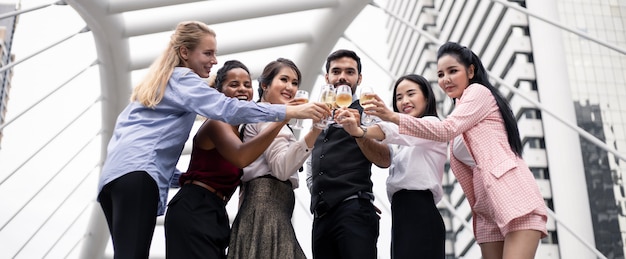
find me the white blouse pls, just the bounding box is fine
[241,122,313,189]
[452,135,476,168]
[377,116,447,203]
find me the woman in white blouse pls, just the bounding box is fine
[227,58,322,259]
[337,74,447,258]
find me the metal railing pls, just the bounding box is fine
[0,1,621,258]
[0,2,101,258]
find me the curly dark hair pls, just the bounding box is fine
[213,60,250,92]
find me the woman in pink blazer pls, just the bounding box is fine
[361,42,547,259]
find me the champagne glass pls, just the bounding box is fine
[333,85,352,127]
[291,90,309,129]
[313,84,336,129]
[334,85,353,108]
[359,86,376,126]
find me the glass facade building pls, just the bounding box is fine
[382,0,625,258]
[0,2,17,148]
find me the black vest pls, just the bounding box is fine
[309,101,373,213]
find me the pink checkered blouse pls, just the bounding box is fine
[398,83,547,235]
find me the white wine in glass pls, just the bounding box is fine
[335,85,352,108]
[333,85,352,128]
[321,89,336,109]
[359,86,376,126]
[314,84,336,129]
[292,90,309,129]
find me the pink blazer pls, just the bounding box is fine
[398,83,546,227]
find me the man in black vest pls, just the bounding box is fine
[307,49,390,258]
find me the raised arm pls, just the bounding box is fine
[246,123,312,181]
[336,108,386,141]
[361,84,493,142]
[200,119,286,168]
[336,108,390,168]
[355,136,390,168]
[359,93,400,125]
[174,71,330,124]
[285,102,331,121]
[337,109,443,147]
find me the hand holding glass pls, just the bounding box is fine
[335,85,352,108]
[291,90,309,129]
[333,85,352,127]
[359,86,376,126]
[313,84,336,129]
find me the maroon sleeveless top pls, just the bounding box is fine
[179,143,242,198]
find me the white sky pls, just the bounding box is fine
[0,1,102,258]
[0,1,396,258]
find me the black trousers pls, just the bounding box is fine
[312,198,379,259]
[164,183,230,259]
[98,171,159,259]
[391,189,445,259]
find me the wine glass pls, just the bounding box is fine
[335,85,352,108]
[313,84,336,129]
[291,90,309,129]
[333,85,352,127]
[359,86,376,126]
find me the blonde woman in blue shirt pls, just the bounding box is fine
[337,74,447,258]
[97,21,329,259]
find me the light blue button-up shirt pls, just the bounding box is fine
[99,67,286,215]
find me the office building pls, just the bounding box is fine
[0,2,17,147]
[382,0,625,258]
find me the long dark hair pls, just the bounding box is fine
[391,74,438,118]
[437,42,523,156]
[257,58,301,100]
[213,60,250,92]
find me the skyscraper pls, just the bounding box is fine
[0,2,17,148]
[382,0,625,258]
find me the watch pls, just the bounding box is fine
[355,125,367,138]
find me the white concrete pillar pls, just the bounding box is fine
[525,0,595,258]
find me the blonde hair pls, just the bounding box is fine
[131,21,217,108]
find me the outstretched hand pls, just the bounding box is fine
[286,97,308,106]
[285,102,331,121]
[360,93,400,125]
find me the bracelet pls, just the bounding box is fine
[354,126,367,138]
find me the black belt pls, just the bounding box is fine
[314,191,374,218]
[184,180,228,203]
